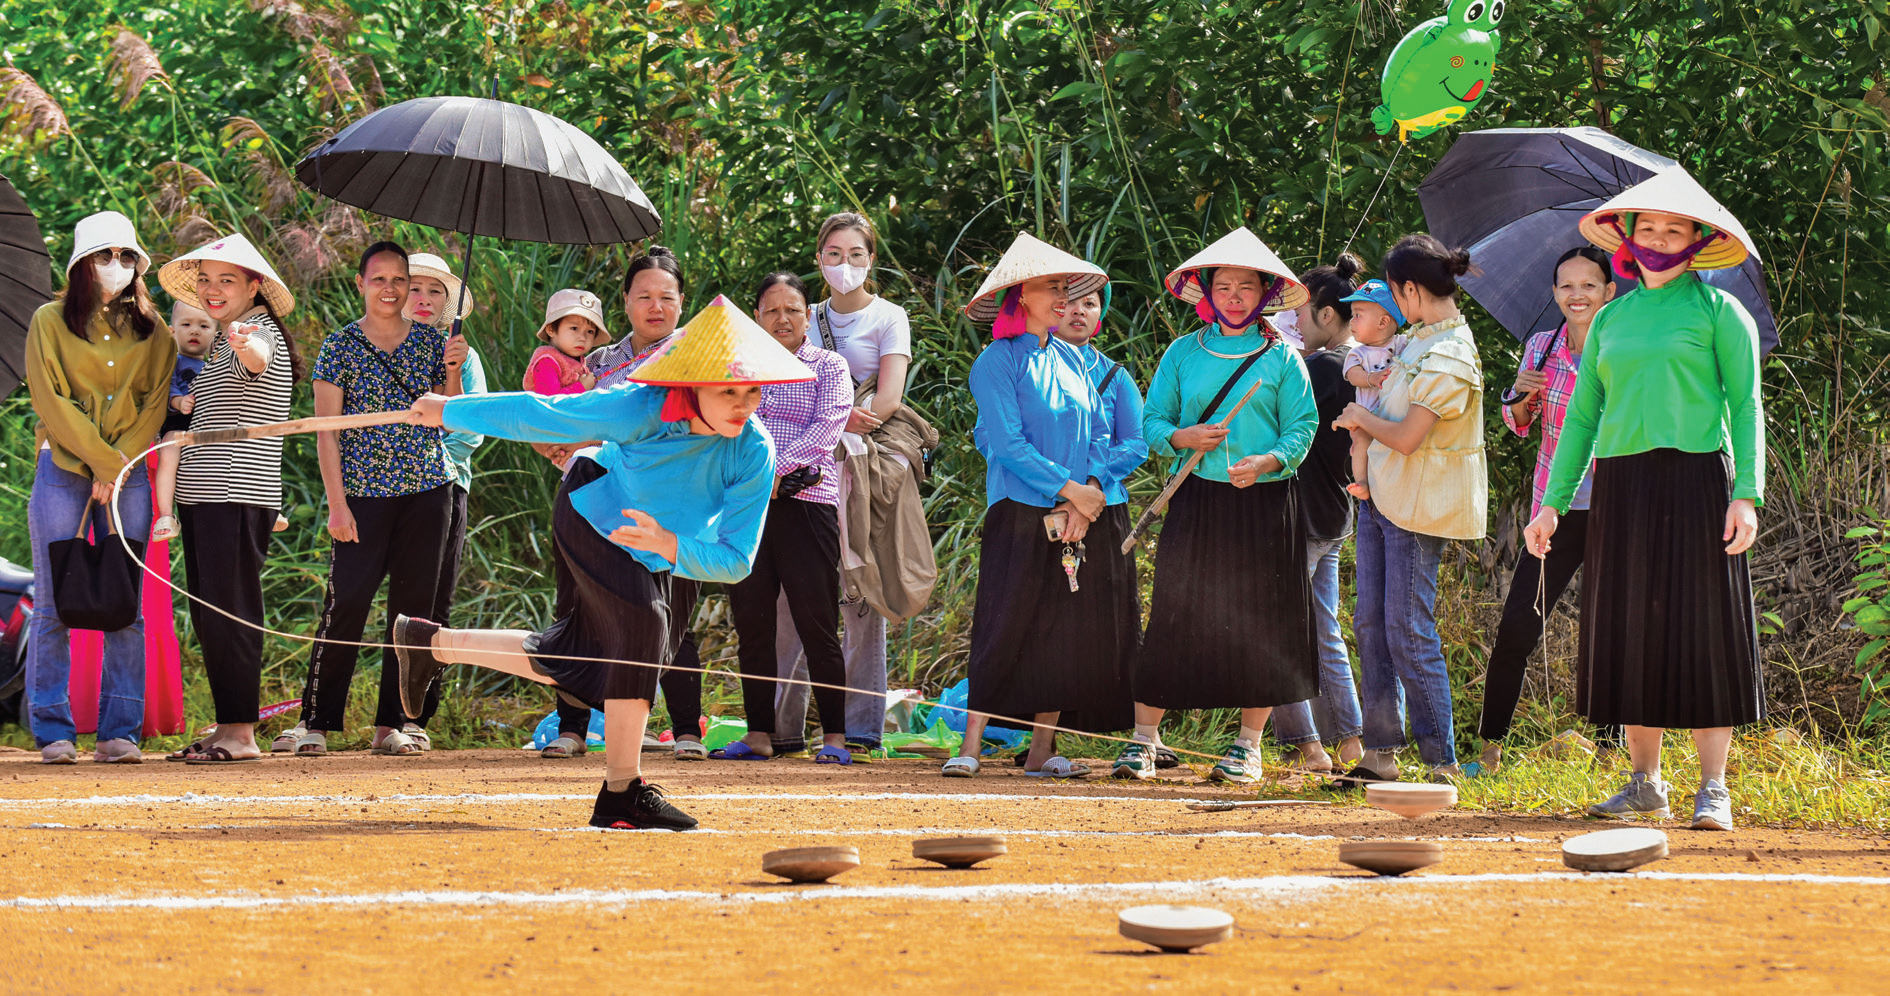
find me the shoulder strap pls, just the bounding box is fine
[815,302,839,353]
[1096,361,1124,398]
[351,326,426,403]
[1196,340,1273,425]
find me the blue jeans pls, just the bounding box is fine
[1273,536,1366,746]
[1354,501,1455,767]
[26,450,152,746]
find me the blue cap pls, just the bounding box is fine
[1340,279,1405,326]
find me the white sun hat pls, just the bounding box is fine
[1578,167,1756,270]
[66,210,151,278]
[406,252,474,325]
[538,287,613,346]
[962,232,1110,323]
[158,232,296,316]
[1164,227,1307,315]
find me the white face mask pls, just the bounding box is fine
[821,262,869,295]
[94,260,136,298]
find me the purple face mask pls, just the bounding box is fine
[1192,269,1284,334]
[1608,217,1723,280]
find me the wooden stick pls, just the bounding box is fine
[1120,377,1267,554]
[177,410,416,446]
[1185,799,1334,812]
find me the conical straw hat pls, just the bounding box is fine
[626,294,815,386]
[962,232,1109,323]
[1578,167,1755,270]
[1164,227,1307,314]
[159,232,296,316]
[406,252,473,325]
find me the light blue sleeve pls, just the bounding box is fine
[1103,367,1149,485]
[442,348,488,469]
[1141,339,1186,463]
[969,343,1073,499]
[442,383,663,447]
[672,427,776,583]
[1267,349,1319,472]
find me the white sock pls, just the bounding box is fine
[1133,724,1160,744]
[1235,725,1266,748]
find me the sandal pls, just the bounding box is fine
[1024,755,1091,779]
[940,756,980,778]
[400,723,432,751]
[271,724,306,754]
[541,735,587,759]
[813,744,853,766]
[708,741,772,761]
[185,745,261,765]
[150,514,180,544]
[673,739,709,761]
[166,738,212,762]
[293,731,327,757]
[370,730,423,756]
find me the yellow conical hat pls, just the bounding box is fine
[159,232,296,316]
[626,294,815,386]
[962,232,1110,322]
[1578,167,1755,270]
[1164,227,1307,314]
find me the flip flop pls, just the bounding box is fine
[185,746,262,765]
[940,756,980,778]
[1024,755,1091,779]
[708,741,772,761]
[166,739,211,762]
[813,744,853,766]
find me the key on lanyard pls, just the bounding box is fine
[1061,541,1086,592]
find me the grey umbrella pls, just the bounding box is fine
[0,173,54,399]
[294,96,662,335]
[1417,127,1777,355]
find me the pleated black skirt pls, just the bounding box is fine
[1578,448,1763,728]
[524,457,680,707]
[1136,475,1318,710]
[965,499,1136,731]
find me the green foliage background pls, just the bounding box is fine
[1,0,1886,746]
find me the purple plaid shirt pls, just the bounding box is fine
[758,340,852,505]
[1503,324,1594,516]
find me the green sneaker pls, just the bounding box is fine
[1208,742,1261,784]
[1112,740,1157,780]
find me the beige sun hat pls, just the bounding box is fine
[627,294,815,386]
[158,232,296,316]
[1578,167,1756,270]
[1164,227,1307,314]
[66,210,151,278]
[961,232,1110,323]
[406,252,473,325]
[537,287,613,346]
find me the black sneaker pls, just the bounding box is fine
[1153,745,1181,769]
[589,778,698,831]
[392,615,445,720]
[1328,764,1397,792]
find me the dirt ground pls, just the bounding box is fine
[3,748,1888,994]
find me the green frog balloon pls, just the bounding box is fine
[1372,0,1504,143]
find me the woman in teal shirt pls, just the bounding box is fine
[1113,227,1319,784]
[394,297,805,832]
[1524,170,1765,833]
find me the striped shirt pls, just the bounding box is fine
[756,340,852,505]
[176,311,294,509]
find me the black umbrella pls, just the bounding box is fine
[1417,127,1778,355]
[294,96,662,335]
[0,173,54,399]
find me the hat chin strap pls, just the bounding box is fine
[1607,217,1725,279]
[1193,270,1281,335]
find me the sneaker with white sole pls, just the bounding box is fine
[93,739,143,764]
[1112,740,1157,780]
[1586,771,1672,820]
[1690,779,1734,831]
[39,740,78,764]
[1208,742,1261,784]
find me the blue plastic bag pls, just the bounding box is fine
[925,678,1029,753]
[527,708,607,749]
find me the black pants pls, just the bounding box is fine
[552,571,702,741]
[728,498,847,738]
[1477,509,1619,746]
[301,485,451,731]
[178,502,274,725]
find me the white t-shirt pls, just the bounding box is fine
[810,296,911,383]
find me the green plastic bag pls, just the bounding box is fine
[883,717,966,758]
[702,715,748,751]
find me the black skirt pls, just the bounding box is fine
[1578,448,1763,728]
[964,499,1136,731]
[1136,475,1318,710]
[524,457,682,707]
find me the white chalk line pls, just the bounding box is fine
[7,870,1887,912]
[0,791,1292,808]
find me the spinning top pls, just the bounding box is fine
[1117,905,1235,952]
[1338,839,1443,876]
[912,836,1007,869]
[762,845,860,883]
[1561,827,1669,872]
[1365,782,1457,819]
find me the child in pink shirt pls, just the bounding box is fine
[523,288,611,466]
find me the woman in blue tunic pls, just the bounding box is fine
[942,233,1126,779]
[1112,228,1320,785]
[394,297,809,831]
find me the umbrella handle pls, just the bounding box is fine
[449,236,474,343]
[1499,324,1567,407]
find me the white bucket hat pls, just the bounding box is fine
[406,252,473,325]
[1578,167,1756,271]
[66,210,150,278]
[962,232,1109,323]
[158,232,296,316]
[538,288,613,346]
[1164,227,1308,315]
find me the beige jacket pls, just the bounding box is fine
[836,377,939,623]
[1365,319,1488,540]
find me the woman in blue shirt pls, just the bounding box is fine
[1113,227,1320,784]
[394,297,807,832]
[943,234,1125,779]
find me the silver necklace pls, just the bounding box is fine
[1194,326,1269,359]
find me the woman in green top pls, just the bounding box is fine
[23,211,176,764]
[1523,169,1764,833]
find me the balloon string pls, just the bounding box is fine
[106,439,1271,772]
[1340,143,1405,259]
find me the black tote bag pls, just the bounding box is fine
[48,499,146,632]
